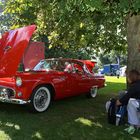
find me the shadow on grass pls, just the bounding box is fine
[0,81,139,140]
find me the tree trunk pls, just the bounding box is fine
[127,15,140,73]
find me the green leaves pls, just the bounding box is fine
[119,0,140,14]
[1,0,130,59]
[133,0,140,12]
[119,0,130,12]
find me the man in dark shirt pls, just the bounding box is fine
[116,70,140,134]
[116,70,140,105]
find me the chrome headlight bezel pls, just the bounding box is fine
[16,77,22,87]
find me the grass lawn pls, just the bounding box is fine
[0,76,139,140]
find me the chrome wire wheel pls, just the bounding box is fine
[32,87,51,112]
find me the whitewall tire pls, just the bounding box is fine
[87,86,98,98]
[29,86,51,113]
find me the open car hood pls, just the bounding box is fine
[0,25,36,77]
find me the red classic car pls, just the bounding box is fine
[0,25,105,112]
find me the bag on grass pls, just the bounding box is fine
[106,98,127,125]
[116,105,127,125]
[106,98,117,125]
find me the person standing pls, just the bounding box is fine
[116,69,120,78]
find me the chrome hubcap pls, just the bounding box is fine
[34,89,48,109]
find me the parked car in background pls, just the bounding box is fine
[0,25,105,112]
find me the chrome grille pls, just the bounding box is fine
[0,87,15,98]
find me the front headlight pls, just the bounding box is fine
[16,77,22,87]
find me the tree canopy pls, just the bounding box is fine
[1,0,140,59]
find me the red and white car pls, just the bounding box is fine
[0,25,105,112]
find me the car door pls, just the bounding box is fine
[52,60,91,98]
[68,62,91,95]
[49,60,76,98]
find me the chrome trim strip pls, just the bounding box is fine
[0,97,30,104]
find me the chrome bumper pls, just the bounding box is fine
[0,97,30,104]
[0,85,30,104]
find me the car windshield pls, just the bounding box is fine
[33,59,68,71]
[34,60,55,71]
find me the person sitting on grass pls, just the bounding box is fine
[116,70,140,134]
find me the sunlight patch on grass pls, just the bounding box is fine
[75,117,92,127]
[0,130,11,140]
[106,76,126,84]
[32,132,42,139]
[5,122,13,127]
[14,125,20,130]
[92,122,103,128]
[75,117,103,128]
[5,122,20,130]
[132,137,140,140]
